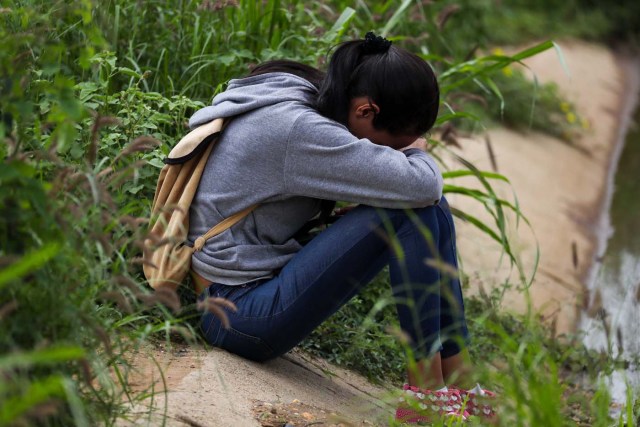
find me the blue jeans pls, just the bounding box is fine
[199,196,469,362]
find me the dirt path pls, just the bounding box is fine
[443,39,632,334]
[123,344,392,426]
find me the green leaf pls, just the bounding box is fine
[435,111,481,126]
[118,67,143,79]
[147,157,165,169]
[449,207,503,246]
[0,375,66,425]
[323,7,356,43]
[0,243,61,289]
[442,170,511,183]
[440,40,554,94]
[0,346,86,370]
[381,0,413,37]
[126,184,145,194]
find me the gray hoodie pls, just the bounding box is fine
[188,72,443,285]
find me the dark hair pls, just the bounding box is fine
[248,60,325,90]
[317,38,440,136]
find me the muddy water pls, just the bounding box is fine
[579,75,640,403]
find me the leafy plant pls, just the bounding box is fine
[2,0,633,425]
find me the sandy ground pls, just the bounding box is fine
[443,39,631,334]
[122,345,393,426]
[125,40,631,426]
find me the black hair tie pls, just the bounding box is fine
[361,31,392,55]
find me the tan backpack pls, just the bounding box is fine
[143,118,256,291]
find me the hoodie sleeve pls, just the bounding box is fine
[283,111,443,208]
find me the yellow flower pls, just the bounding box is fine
[492,47,505,56]
[581,118,590,130]
[566,112,577,124]
[502,66,513,77]
[560,102,571,113]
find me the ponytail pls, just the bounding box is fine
[316,41,364,127]
[317,34,440,136]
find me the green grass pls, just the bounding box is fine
[1,0,639,425]
[302,275,636,426]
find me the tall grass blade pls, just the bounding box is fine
[0,375,66,425]
[62,378,90,427]
[381,0,413,37]
[552,41,571,78]
[0,243,61,289]
[442,169,511,183]
[323,7,356,43]
[0,346,86,370]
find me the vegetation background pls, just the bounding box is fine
[1,0,639,425]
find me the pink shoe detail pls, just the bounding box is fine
[396,384,469,424]
[451,385,497,418]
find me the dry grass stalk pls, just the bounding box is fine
[92,325,114,356]
[105,160,147,187]
[115,136,161,162]
[385,325,412,345]
[88,116,121,166]
[119,215,148,228]
[96,166,114,180]
[112,275,141,292]
[448,92,489,108]
[79,359,96,390]
[0,300,18,320]
[130,257,157,269]
[93,233,114,254]
[440,122,461,149]
[586,289,603,318]
[616,327,624,353]
[436,4,461,31]
[197,297,238,329]
[168,325,196,341]
[23,400,61,423]
[424,258,459,278]
[484,134,498,172]
[135,287,181,312]
[478,282,491,305]
[100,291,134,314]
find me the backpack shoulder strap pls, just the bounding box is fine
[192,205,258,252]
[166,118,224,164]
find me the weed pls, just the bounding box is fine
[2,0,637,425]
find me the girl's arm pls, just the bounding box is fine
[284,112,442,208]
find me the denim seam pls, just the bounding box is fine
[225,327,275,355]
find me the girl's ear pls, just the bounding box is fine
[354,102,380,119]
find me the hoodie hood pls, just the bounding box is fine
[189,72,319,129]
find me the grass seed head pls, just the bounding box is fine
[115,136,161,162]
[196,297,238,329]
